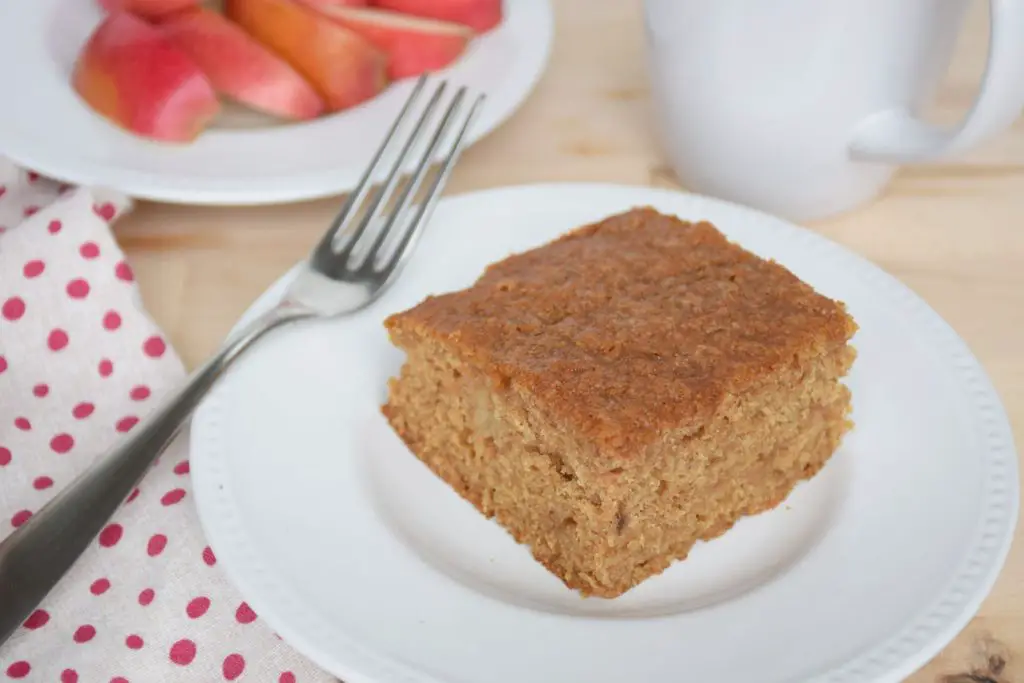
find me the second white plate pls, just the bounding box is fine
[0,0,552,205]
[191,183,1018,683]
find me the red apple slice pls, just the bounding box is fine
[98,0,200,20]
[159,7,325,120]
[310,7,472,80]
[225,0,388,112]
[72,12,220,143]
[370,0,501,32]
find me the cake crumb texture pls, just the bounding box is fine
[383,207,857,597]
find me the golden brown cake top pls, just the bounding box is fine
[386,207,857,458]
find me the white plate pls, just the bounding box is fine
[0,0,552,205]
[190,183,1019,683]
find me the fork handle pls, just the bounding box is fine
[0,302,312,648]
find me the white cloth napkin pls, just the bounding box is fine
[0,159,334,682]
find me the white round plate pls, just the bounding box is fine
[190,184,1018,683]
[0,0,551,206]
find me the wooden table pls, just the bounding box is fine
[114,2,1024,680]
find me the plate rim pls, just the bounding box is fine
[0,0,554,206]
[190,182,1020,683]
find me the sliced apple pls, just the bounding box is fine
[98,0,200,20]
[72,11,220,143]
[159,7,325,120]
[225,0,388,112]
[310,7,471,80]
[370,0,501,32]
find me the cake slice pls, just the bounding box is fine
[382,207,857,598]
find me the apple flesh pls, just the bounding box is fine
[311,7,472,80]
[160,7,325,120]
[98,0,200,20]
[72,12,220,142]
[225,0,388,112]
[370,0,501,32]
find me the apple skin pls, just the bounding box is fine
[371,0,501,32]
[296,0,369,7]
[160,7,326,120]
[225,0,389,112]
[311,6,473,80]
[73,11,221,143]
[98,0,201,20]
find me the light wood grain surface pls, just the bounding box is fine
[114,2,1024,680]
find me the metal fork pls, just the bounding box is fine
[0,75,484,647]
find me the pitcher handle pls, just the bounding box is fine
[849,0,1024,162]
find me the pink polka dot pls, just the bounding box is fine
[80,242,100,259]
[26,171,39,182]
[48,329,69,351]
[73,402,95,419]
[202,546,217,566]
[161,488,186,506]
[126,488,140,503]
[115,260,134,282]
[279,673,296,683]
[235,602,257,624]
[116,416,139,433]
[23,609,49,629]
[125,634,144,650]
[223,654,246,680]
[103,311,122,330]
[48,220,62,234]
[138,588,155,606]
[99,523,123,547]
[90,578,111,595]
[2,297,26,321]
[0,355,6,373]
[143,335,166,358]
[5,661,30,679]
[147,534,167,557]
[61,670,78,683]
[14,417,30,431]
[0,185,5,197]
[73,624,96,643]
[173,460,190,475]
[23,205,38,217]
[186,596,210,618]
[11,510,32,528]
[0,447,10,466]
[66,279,90,299]
[33,476,53,490]
[32,383,49,397]
[51,433,74,453]
[99,359,114,377]
[111,677,129,683]
[169,639,196,665]
[130,385,151,400]
[94,203,116,221]
[22,260,45,278]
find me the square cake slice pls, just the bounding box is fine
[382,207,857,598]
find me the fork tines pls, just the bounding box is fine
[311,76,485,281]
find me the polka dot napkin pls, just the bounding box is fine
[0,159,334,683]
